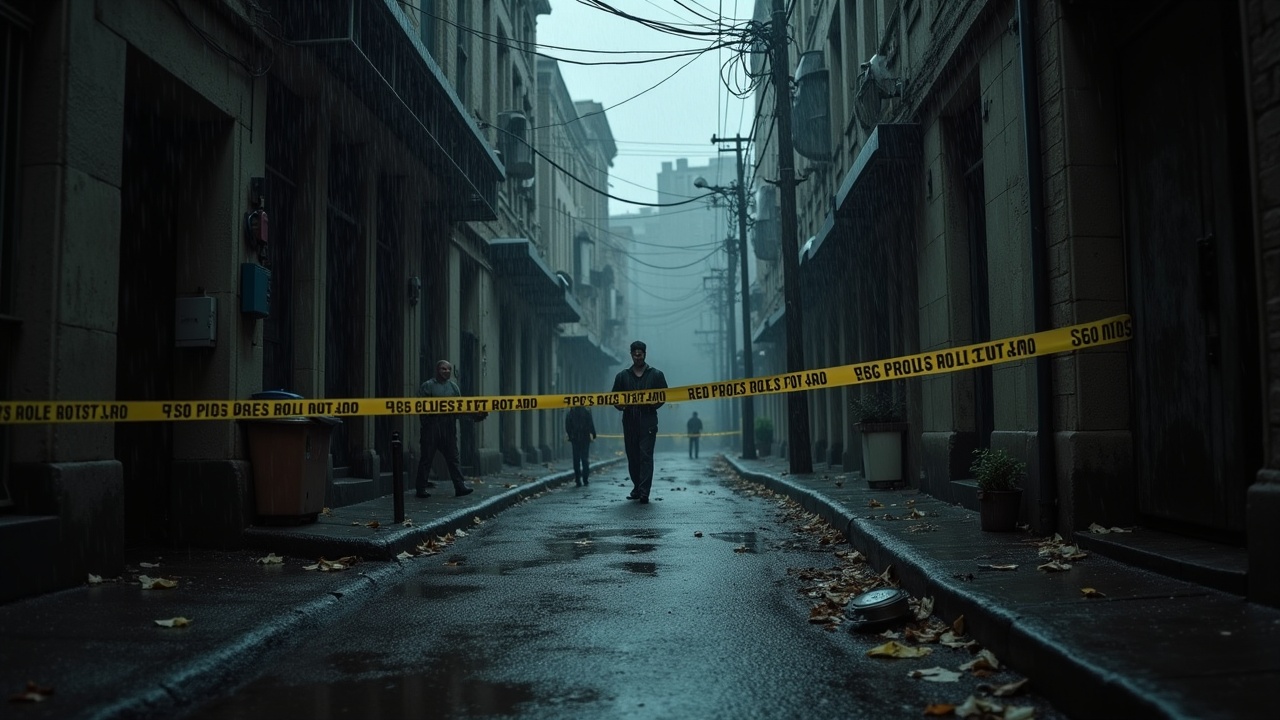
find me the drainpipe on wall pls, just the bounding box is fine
[1019,0,1057,534]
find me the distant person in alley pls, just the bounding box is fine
[686,411,703,458]
[416,359,486,499]
[611,340,668,503]
[564,405,597,486]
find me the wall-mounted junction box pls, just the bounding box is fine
[240,263,271,319]
[175,296,217,348]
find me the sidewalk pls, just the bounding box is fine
[2,450,1275,719]
[724,454,1280,720]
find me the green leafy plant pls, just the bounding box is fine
[849,391,906,424]
[970,448,1026,492]
[754,416,774,445]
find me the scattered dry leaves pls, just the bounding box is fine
[302,556,359,572]
[909,666,963,683]
[138,575,178,590]
[257,553,284,565]
[1081,587,1106,598]
[866,640,933,658]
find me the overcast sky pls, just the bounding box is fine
[537,1,754,216]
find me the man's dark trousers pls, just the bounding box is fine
[571,441,591,483]
[624,415,658,499]
[689,436,699,458]
[417,420,467,494]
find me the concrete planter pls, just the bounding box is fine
[857,422,906,488]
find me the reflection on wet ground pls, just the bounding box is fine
[708,531,758,553]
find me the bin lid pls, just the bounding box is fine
[252,390,303,400]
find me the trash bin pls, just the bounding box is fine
[244,390,342,524]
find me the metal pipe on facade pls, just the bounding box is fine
[1018,0,1057,533]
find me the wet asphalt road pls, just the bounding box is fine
[183,452,1065,719]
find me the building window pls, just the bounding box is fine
[418,0,436,57]
[0,9,24,318]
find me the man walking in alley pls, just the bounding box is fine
[612,340,668,503]
[564,405,597,486]
[416,359,486,498]
[686,411,703,458]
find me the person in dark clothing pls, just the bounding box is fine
[564,405,597,486]
[611,340,668,503]
[686,411,703,458]
[416,360,486,499]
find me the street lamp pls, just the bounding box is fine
[694,169,757,460]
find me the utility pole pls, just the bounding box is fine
[711,134,757,459]
[770,0,812,474]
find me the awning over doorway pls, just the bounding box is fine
[487,238,582,324]
[752,303,787,345]
[802,123,921,270]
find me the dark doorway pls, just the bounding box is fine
[263,79,301,394]
[375,176,403,458]
[325,140,362,472]
[1119,0,1260,536]
[117,50,228,542]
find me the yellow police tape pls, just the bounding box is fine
[0,315,1131,425]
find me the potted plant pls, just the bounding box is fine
[754,417,774,456]
[850,390,907,488]
[971,448,1025,532]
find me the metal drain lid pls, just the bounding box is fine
[845,587,911,632]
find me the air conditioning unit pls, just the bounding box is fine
[497,111,535,180]
[792,51,831,161]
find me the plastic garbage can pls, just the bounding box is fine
[244,391,342,523]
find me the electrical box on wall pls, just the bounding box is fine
[240,263,271,318]
[175,296,217,348]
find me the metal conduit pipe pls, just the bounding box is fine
[1019,0,1057,534]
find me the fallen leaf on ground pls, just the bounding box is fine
[1087,522,1130,534]
[257,553,284,565]
[1037,561,1071,572]
[88,574,103,584]
[923,703,955,716]
[955,694,1001,717]
[868,499,884,508]
[866,640,933,658]
[908,666,963,682]
[138,575,178,590]
[364,520,381,529]
[473,516,484,525]
[1081,587,1106,598]
[443,560,463,567]
[304,556,358,572]
[154,617,192,628]
[694,531,703,538]
[733,545,750,553]
[321,507,333,516]
[914,595,934,621]
[980,564,1019,571]
[952,615,966,635]
[960,648,1001,673]
[574,540,593,546]
[455,529,468,537]
[401,519,414,527]
[9,681,54,703]
[990,678,1030,697]
[139,562,160,568]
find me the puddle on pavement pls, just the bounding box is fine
[617,561,657,575]
[709,531,759,553]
